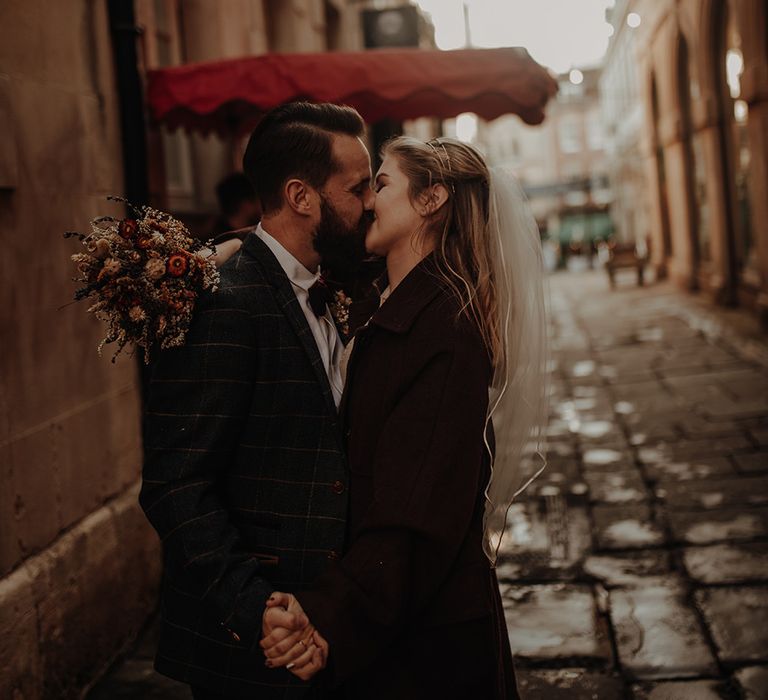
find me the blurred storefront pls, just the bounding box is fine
[616,0,768,321]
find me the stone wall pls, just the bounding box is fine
[634,0,768,316]
[0,1,160,698]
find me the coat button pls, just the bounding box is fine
[332,480,345,495]
[327,550,340,560]
[344,427,352,439]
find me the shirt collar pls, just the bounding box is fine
[255,223,319,292]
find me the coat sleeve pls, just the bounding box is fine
[297,327,491,682]
[139,289,272,649]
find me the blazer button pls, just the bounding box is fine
[332,480,345,495]
[327,550,340,560]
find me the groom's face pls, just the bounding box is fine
[312,135,374,273]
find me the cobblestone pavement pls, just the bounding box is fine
[88,270,768,699]
[503,270,768,699]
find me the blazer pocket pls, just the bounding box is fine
[250,551,279,567]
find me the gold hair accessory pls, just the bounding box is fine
[426,139,456,193]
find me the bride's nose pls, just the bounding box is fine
[363,186,375,211]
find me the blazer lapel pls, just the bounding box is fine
[242,233,337,417]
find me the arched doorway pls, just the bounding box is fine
[678,33,710,286]
[714,0,757,299]
[651,74,673,265]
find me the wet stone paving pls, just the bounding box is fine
[88,270,768,699]
[504,271,768,699]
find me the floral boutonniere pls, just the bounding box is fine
[329,289,352,338]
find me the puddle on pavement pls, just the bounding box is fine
[572,360,596,377]
[579,420,613,439]
[684,514,764,544]
[603,519,664,547]
[614,401,635,415]
[638,446,669,464]
[653,461,723,480]
[494,499,591,578]
[583,448,624,466]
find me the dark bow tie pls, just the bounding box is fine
[308,277,333,317]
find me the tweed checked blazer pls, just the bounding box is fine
[140,232,348,699]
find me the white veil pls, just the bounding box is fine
[483,166,549,563]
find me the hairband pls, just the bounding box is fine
[426,139,456,193]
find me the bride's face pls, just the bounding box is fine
[365,154,424,257]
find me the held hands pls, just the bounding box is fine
[261,592,329,681]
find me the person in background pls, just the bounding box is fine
[211,171,262,237]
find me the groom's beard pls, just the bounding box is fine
[313,197,372,279]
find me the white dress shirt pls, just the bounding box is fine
[255,224,344,406]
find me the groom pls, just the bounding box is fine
[140,102,374,699]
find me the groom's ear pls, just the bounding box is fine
[284,178,316,217]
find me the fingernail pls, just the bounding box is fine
[265,660,273,668]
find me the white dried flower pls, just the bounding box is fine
[129,306,147,322]
[144,257,166,281]
[102,258,121,276]
[87,239,111,259]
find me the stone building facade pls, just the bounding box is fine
[599,0,652,253]
[0,1,363,697]
[479,69,612,247]
[623,0,768,320]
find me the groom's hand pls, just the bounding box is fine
[261,592,327,677]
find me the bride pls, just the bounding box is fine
[256,136,547,699]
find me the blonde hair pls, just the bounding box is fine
[382,136,501,366]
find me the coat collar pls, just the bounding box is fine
[241,231,338,418]
[242,230,286,286]
[369,255,444,334]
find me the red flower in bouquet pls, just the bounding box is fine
[119,218,138,239]
[167,253,189,277]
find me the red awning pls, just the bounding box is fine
[146,47,557,134]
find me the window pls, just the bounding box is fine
[558,118,582,154]
[587,119,603,151]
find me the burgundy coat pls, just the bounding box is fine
[298,257,519,699]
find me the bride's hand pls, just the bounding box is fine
[200,238,243,268]
[289,627,329,681]
[261,592,328,678]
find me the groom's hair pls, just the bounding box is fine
[243,102,365,214]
